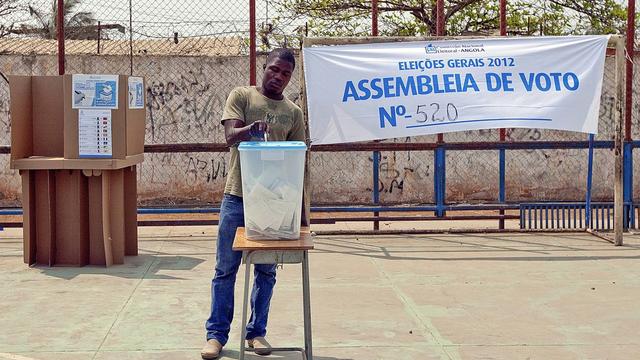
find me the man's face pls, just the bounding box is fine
[262,58,293,95]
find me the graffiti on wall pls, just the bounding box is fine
[146,65,227,143]
[185,155,228,186]
[370,153,431,195]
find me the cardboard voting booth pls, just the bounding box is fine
[9,74,145,266]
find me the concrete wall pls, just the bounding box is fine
[0,53,632,207]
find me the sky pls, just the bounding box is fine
[8,0,276,39]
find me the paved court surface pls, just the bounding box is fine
[1,226,639,359]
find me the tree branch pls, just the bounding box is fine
[446,0,482,18]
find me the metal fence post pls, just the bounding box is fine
[623,142,634,228]
[625,0,635,142]
[57,0,65,75]
[614,36,625,245]
[624,0,636,231]
[434,146,446,217]
[249,0,256,85]
[371,1,379,230]
[499,147,506,227]
[585,133,595,229]
[436,0,445,36]
[499,0,507,229]
[372,0,378,36]
[373,151,380,230]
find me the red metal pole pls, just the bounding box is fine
[97,21,101,54]
[249,0,256,86]
[499,0,507,142]
[372,0,378,36]
[625,0,635,141]
[436,0,445,143]
[57,0,65,75]
[436,0,445,36]
[499,0,507,37]
[372,0,379,230]
[499,0,507,229]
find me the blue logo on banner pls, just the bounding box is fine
[425,44,437,54]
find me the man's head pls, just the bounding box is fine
[261,48,295,98]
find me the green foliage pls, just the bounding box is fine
[266,0,631,48]
[27,0,95,39]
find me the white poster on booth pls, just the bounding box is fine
[128,76,145,109]
[72,74,119,109]
[303,36,610,145]
[78,109,112,158]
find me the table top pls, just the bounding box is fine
[11,154,144,170]
[232,227,314,251]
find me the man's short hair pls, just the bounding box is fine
[265,48,296,70]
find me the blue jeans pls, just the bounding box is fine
[205,194,277,345]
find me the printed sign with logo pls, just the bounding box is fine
[78,109,112,158]
[303,36,609,145]
[128,76,145,109]
[72,74,119,109]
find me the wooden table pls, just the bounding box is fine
[232,227,314,360]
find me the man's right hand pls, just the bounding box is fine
[249,121,269,138]
[223,119,271,146]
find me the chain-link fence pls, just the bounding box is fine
[0,0,59,207]
[0,0,634,218]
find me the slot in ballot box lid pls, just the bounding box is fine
[233,227,313,251]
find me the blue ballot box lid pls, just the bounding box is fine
[238,141,307,151]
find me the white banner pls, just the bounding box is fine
[303,36,609,145]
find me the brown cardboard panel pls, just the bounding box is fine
[32,76,64,157]
[111,154,144,169]
[54,170,89,266]
[126,109,146,155]
[111,75,128,159]
[12,154,143,170]
[84,172,116,266]
[109,169,125,264]
[20,171,36,265]
[63,159,116,169]
[34,170,56,266]
[12,157,66,170]
[101,172,114,266]
[124,166,138,256]
[88,175,108,266]
[8,76,33,162]
[126,77,146,156]
[60,154,142,169]
[62,75,80,159]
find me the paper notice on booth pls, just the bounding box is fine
[128,77,145,109]
[72,74,119,109]
[78,109,112,158]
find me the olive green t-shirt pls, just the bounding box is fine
[222,86,306,197]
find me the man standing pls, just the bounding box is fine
[202,48,306,359]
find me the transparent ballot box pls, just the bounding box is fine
[238,141,307,240]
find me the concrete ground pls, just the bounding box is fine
[1,225,639,360]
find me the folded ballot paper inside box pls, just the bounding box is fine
[239,141,307,240]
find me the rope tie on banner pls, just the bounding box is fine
[624,47,633,63]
